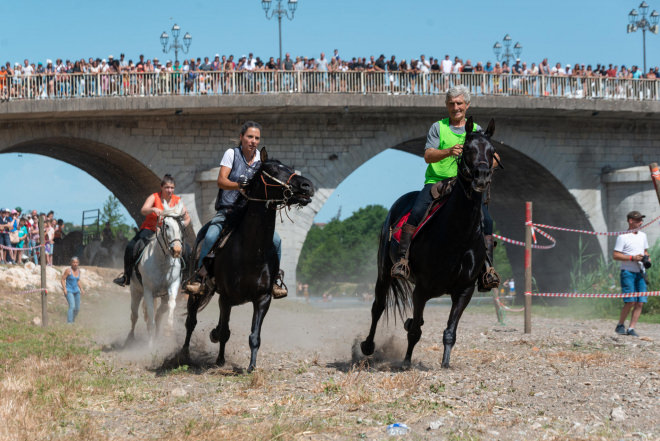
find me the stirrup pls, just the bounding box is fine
[272,270,288,299]
[478,267,501,292]
[391,258,410,280]
[184,274,204,295]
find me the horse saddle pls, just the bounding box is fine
[133,234,156,266]
[195,227,235,278]
[129,235,157,285]
[390,178,456,244]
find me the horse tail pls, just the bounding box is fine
[387,277,413,322]
[377,203,413,322]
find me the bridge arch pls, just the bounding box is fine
[306,135,603,293]
[2,137,160,224]
[1,95,658,294]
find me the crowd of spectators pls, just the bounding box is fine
[0,207,64,266]
[0,51,658,99]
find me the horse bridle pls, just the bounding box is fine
[156,215,185,257]
[456,136,495,200]
[239,169,297,208]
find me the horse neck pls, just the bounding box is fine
[440,176,483,235]
[239,201,277,256]
[145,227,179,267]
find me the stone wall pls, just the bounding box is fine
[1,94,658,293]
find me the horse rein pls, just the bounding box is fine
[155,215,185,258]
[239,169,297,208]
[456,137,495,200]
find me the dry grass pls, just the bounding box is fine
[546,350,614,366]
[1,274,659,440]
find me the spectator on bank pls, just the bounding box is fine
[29,212,39,264]
[0,208,14,264]
[61,256,84,323]
[16,216,29,263]
[613,211,650,337]
[44,219,55,266]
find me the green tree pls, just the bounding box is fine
[100,195,133,239]
[101,195,125,227]
[297,205,388,293]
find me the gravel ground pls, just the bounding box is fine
[79,277,660,441]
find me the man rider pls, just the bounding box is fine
[391,85,500,290]
[184,121,287,298]
[113,174,191,286]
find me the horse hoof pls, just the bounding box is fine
[360,340,375,356]
[247,365,255,373]
[404,318,412,332]
[210,329,219,343]
[441,362,450,369]
[216,358,225,367]
[402,360,412,370]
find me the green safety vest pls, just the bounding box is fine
[424,118,466,184]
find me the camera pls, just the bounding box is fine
[641,255,652,269]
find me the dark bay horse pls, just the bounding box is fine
[360,117,498,369]
[181,148,314,372]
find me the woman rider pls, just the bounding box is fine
[391,85,500,291]
[184,121,287,298]
[113,174,191,286]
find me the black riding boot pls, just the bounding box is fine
[113,244,134,287]
[391,223,417,280]
[478,235,501,292]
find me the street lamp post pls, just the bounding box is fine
[261,0,299,67]
[493,34,523,66]
[627,1,659,74]
[160,23,192,64]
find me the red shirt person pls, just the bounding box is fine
[113,174,191,287]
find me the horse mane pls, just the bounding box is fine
[161,203,183,218]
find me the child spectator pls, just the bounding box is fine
[45,219,55,266]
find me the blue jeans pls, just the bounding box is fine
[620,270,648,303]
[197,210,282,269]
[30,239,39,264]
[66,291,80,323]
[0,233,13,263]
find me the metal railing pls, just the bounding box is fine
[0,71,658,101]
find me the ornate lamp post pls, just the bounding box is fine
[261,0,299,67]
[627,1,659,74]
[160,24,192,64]
[493,34,523,66]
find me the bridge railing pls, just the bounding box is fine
[1,71,658,101]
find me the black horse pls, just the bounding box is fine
[360,117,498,369]
[181,148,314,372]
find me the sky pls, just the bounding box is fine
[1,0,658,224]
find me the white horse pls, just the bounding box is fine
[127,204,185,347]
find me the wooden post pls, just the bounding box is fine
[524,202,532,334]
[650,163,660,206]
[39,215,48,327]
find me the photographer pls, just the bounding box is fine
[612,211,650,337]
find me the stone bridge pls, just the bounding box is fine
[1,95,659,293]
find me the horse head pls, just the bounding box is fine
[159,204,185,258]
[459,117,499,194]
[244,147,315,208]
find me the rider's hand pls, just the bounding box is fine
[450,144,463,157]
[152,207,163,217]
[236,175,250,189]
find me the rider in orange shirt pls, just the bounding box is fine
[113,174,191,287]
